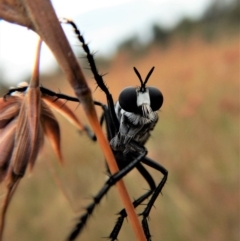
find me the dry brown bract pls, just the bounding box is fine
[0,39,85,240]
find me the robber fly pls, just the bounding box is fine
[60,19,168,241]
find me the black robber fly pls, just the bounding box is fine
[60,19,168,241]
[5,19,168,241]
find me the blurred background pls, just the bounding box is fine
[0,0,239,240]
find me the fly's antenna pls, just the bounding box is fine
[133,66,155,92]
[133,67,145,90]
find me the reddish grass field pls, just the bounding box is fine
[1,35,239,241]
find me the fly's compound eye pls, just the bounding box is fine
[119,87,138,113]
[118,87,163,113]
[148,87,163,111]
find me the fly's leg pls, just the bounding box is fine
[67,145,147,241]
[61,18,119,127]
[109,157,167,241]
[109,162,156,240]
[140,157,168,241]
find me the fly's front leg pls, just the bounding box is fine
[3,86,28,99]
[40,87,108,141]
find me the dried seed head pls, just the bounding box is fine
[0,37,87,235]
[0,38,44,236]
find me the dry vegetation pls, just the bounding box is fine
[0,34,239,241]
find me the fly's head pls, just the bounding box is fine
[118,67,163,120]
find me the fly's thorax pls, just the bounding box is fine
[115,101,158,126]
[111,101,158,152]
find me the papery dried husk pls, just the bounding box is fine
[42,95,85,131]
[0,119,16,182]
[10,85,42,178]
[27,124,44,172]
[40,100,63,164]
[0,97,21,129]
